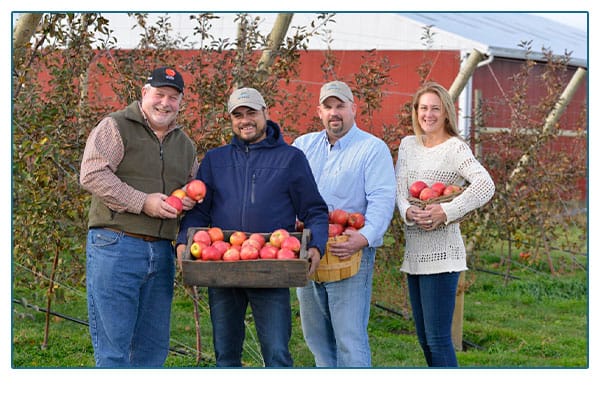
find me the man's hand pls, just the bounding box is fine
[328,229,368,259]
[176,243,187,268]
[142,193,179,219]
[307,247,322,277]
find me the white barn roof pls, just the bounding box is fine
[102,12,587,67]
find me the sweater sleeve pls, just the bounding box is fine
[395,138,416,226]
[440,140,495,224]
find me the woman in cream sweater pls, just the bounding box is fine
[395,82,495,367]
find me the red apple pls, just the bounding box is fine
[185,179,207,201]
[281,236,301,253]
[222,247,240,262]
[242,238,262,250]
[259,245,279,259]
[409,181,428,198]
[165,195,183,215]
[277,248,297,259]
[248,233,266,248]
[240,245,259,260]
[207,227,224,243]
[212,240,230,256]
[347,212,365,229]
[329,209,349,226]
[431,182,446,195]
[229,231,247,246]
[443,185,461,196]
[269,229,290,248]
[201,245,221,261]
[328,223,345,237]
[189,242,205,259]
[193,230,212,246]
[419,187,439,201]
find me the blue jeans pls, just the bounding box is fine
[86,228,175,367]
[296,247,375,367]
[407,272,460,367]
[208,287,293,367]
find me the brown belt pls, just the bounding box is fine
[103,227,163,242]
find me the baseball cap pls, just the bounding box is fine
[227,87,267,113]
[146,67,184,93]
[319,81,354,103]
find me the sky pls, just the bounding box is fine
[3,0,596,399]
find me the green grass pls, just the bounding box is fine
[11,263,588,368]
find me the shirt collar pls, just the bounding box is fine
[322,123,358,150]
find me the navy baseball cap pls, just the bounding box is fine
[147,67,184,93]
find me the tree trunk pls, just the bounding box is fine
[256,13,294,80]
[12,13,43,66]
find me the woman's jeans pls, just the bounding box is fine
[86,228,175,367]
[407,271,460,367]
[208,287,293,367]
[296,247,375,367]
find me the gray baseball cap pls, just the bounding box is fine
[227,87,267,113]
[319,81,354,103]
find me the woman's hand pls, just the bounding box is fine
[407,204,447,230]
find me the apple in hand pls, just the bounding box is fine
[269,229,290,248]
[165,195,183,215]
[431,182,446,195]
[185,179,207,201]
[171,188,187,199]
[347,212,365,229]
[443,185,461,196]
[419,187,439,201]
[409,181,428,198]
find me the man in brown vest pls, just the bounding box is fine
[80,67,198,367]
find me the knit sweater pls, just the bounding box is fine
[395,136,495,275]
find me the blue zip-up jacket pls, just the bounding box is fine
[177,120,329,256]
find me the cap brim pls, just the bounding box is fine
[150,82,183,92]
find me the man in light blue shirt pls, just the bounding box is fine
[293,81,396,367]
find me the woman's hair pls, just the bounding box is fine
[411,81,460,141]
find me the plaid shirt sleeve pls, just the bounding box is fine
[79,117,146,214]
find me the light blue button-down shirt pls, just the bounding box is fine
[293,124,396,247]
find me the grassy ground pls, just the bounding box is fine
[11,262,587,368]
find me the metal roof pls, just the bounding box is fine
[397,12,587,67]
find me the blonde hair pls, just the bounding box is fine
[411,82,460,141]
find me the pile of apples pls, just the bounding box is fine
[189,227,302,261]
[165,179,207,215]
[328,209,365,237]
[409,181,461,201]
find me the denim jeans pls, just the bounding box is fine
[208,287,293,367]
[296,247,375,367]
[407,271,460,367]
[86,228,175,367]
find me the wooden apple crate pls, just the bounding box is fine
[181,227,310,288]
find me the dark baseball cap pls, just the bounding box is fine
[146,67,184,93]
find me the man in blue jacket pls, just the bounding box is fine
[176,87,329,367]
